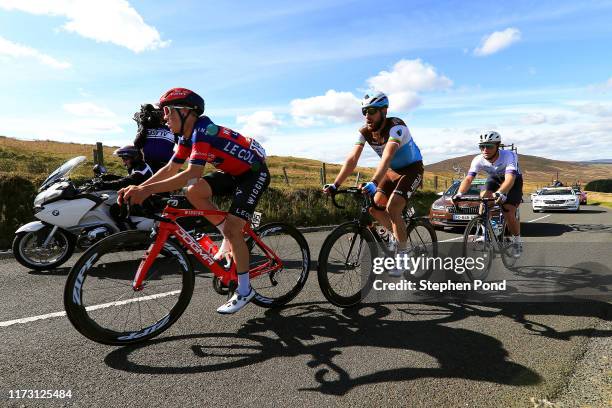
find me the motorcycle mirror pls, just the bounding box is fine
[93,164,107,176]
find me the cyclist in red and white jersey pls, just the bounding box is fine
[120,88,270,314]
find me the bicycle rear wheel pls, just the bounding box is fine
[64,231,194,346]
[462,217,493,282]
[317,222,378,307]
[248,223,310,308]
[405,219,438,280]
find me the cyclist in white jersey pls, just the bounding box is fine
[453,131,523,257]
[323,92,424,275]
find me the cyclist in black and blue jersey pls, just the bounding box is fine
[324,92,424,276]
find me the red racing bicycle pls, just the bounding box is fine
[64,196,310,345]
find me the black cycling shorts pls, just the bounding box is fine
[485,174,523,206]
[203,164,270,221]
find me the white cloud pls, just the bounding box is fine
[0,35,70,69]
[366,59,452,111]
[236,111,282,141]
[290,90,362,126]
[0,0,169,53]
[474,28,521,57]
[520,112,567,125]
[289,59,452,126]
[575,102,612,117]
[63,102,115,117]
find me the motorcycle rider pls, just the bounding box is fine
[93,146,153,191]
[133,104,176,173]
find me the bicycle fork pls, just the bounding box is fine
[132,228,171,291]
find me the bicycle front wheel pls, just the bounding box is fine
[317,222,378,307]
[462,217,493,282]
[248,223,310,308]
[64,231,194,346]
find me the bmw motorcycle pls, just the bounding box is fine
[12,156,156,270]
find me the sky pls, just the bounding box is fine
[1,0,612,166]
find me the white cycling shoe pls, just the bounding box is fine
[216,288,255,314]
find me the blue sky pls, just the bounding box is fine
[1,0,612,165]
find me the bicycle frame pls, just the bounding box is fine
[132,206,284,291]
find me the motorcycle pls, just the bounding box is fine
[12,156,156,270]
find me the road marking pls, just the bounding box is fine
[439,237,463,242]
[438,213,551,242]
[527,214,551,223]
[0,290,180,328]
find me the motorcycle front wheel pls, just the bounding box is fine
[12,228,75,270]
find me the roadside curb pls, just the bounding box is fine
[0,250,13,260]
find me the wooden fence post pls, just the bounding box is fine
[319,168,324,186]
[433,175,438,192]
[96,142,104,166]
[322,163,327,185]
[282,167,289,185]
[355,172,361,186]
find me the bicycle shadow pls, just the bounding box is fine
[104,302,543,395]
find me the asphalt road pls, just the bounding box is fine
[0,202,610,408]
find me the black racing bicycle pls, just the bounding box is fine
[317,188,438,307]
[457,196,519,282]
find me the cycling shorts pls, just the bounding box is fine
[203,164,270,221]
[378,160,424,200]
[485,174,523,206]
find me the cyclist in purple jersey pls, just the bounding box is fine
[133,104,175,172]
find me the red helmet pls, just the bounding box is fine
[158,88,205,115]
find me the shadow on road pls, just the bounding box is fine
[100,302,595,395]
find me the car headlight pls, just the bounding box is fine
[566,199,577,204]
[431,202,447,211]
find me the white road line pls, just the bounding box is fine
[0,290,180,328]
[527,214,551,223]
[438,213,551,242]
[439,237,463,242]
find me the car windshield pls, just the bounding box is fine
[540,189,574,195]
[446,183,482,196]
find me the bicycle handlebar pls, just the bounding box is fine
[329,187,386,211]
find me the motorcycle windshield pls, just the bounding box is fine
[39,156,87,191]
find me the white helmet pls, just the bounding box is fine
[479,131,501,144]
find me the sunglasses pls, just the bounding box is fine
[362,107,380,116]
[162,105,195,116]
[479,143,497,150]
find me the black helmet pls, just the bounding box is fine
[113,145,142,161]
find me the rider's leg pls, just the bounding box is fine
[221,214,251,294]
[368,191,392,229]
[504,204,520,235]
[386,193,408,249]
[185,178,225,226]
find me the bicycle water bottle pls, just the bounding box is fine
[490,219,501,237]
[197,235,219,254]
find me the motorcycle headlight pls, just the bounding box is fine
[33,189,63,206]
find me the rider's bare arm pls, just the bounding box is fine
[333,144,364,186]
[458,175,475,194]
[143,163,204,194]
[139,160,182,187]
[370,141,399,184]
[497,173,516,194]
